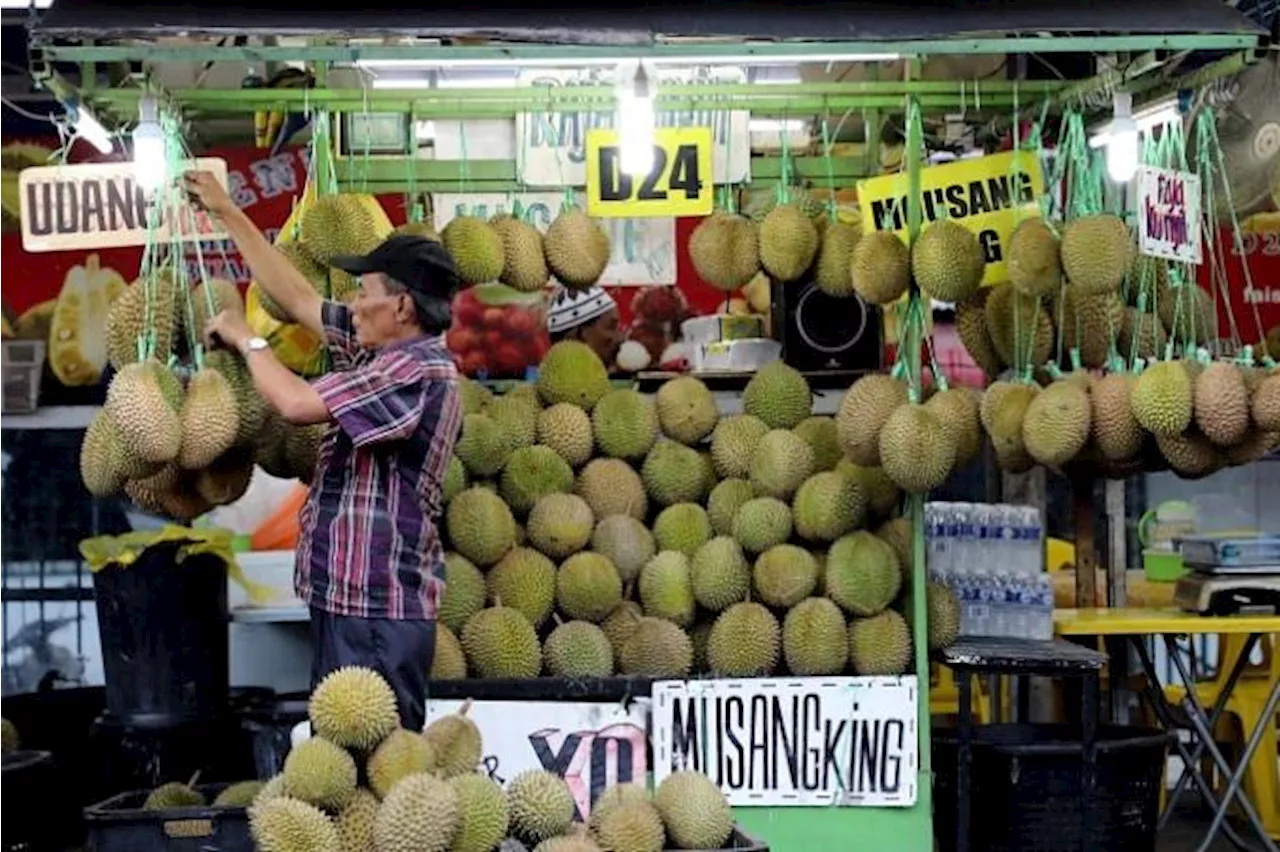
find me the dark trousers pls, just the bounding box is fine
[309,608,436,732]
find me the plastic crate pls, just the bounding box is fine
[84,783,253,852]
[1,339,45,413]
[664,827,769,851]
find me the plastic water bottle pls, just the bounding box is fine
[1032,574,1055,640]
[1024,506,1044,575]
[927,502,951,577]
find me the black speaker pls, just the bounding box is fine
[770,277,883,373]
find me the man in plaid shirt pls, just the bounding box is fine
[186,172,462,730]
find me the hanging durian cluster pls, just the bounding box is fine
[439,205,610,292]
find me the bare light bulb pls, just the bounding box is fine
[617,61,656,176]
[133,96,166,195]
[68,101,114,155]
[1106,91,1139,184]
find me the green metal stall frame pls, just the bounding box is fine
[26,23,1268,851]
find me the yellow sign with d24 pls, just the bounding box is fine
[585,127,714,218]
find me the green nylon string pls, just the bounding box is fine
[821,117,838,222]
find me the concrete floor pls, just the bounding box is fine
[1161,799,1268,851]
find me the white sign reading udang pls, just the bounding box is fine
[19,157,230,253]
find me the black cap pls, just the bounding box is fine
[332,234,463,304]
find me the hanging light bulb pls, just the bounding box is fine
[1105,91,1139,184]
[132,95,167,195]
[64,100,114,155]
[616,60,656,177]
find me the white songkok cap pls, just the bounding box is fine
[546,284,617,334]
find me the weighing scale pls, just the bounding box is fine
[1173,534,1280,615]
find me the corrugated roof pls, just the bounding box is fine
[34,0,1268,41]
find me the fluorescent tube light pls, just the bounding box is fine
[749,118,808,133]
[354,52,899,71]
[65,100,114,154]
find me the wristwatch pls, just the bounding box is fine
[239,336,270,357]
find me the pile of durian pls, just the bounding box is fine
[156,665,738,852]
[428,340,957,690]
[79,273,323,520]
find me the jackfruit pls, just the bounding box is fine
[707,479,754,536]
[372,772,460,852]
[1131,360,1193,437]
[249,796,340,852]
[455,413,515,477]
[1060,213,1133,295]
[783,596,849,675]
[792,470,866,542]
[837,374,908,466]
[879,403,957,493]
[491,215,550,293]
[590,515,655,585]
[1194,362,1250,447]
[46,253,127,386]
[653,772,733,851]
[911,219,985,302]
[759,203,819,282]
[367,729,436,799]
[618,616,694,677]
[813,220,861,298]
[955,289,1005,377]
[710,414,770,479]
[753,543,819,608]
[282,736,357,810]
[825,531,901,616]
[431,625,468,680]
[595,799,666,852]
[652,503,714,556]
[848,610,912,675]
[742,360,811,429]
[450,773,511,852]
[461,605,542,678]
[655,376,719,444]
[1007,217,1062,298]
[423,706,483,778]
[80,410,158,496]
[638,550,696,627]
[500,446,575,516]
[538,403,595,468]
[850,230,910,305]
[749,429,816,500]
[104,359,183,464]
[985,285,1054,367]
[508,770,576,844]
[576,458,648,521]
[688,211,761,291]
[105,274,180,371]
[537,341,611,410]
[336,789,378,852]
[592,389,659,459]
[641,440,710,506]
[1090,373,1144,461]
[544,619,614,676]
[690,536,750,612]
[557,551,623,622]
[447,487,518,567]
[440,553,487,632]
[1022,380,1092,467]
[144,781,205,810]
[528,492,595,559]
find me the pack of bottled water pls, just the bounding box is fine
[925,502,1054,641]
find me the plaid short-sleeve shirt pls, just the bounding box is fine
[294,301,462,621]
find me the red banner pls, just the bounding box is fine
[1198,225,1280,344]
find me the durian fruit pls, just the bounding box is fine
[556,551,623,622]
[954,289,1005,377]
[875,517,911,581]
[926,580,962,651]
[751,544,818,608]
[191,277,244,332]
[850,230,910,305]
[104,359,183,464]
[638,550,696,627]
[594,799,666,852]
[213,780,266,808]
[1091,373,1144,462]
[544,618,615,676]
[490,214,550,293]
[144,780,205,810]
[1252,373,1280,430]
[981,381,1040,465]
[196,448,256,506]
[1194,362,1250,447]
[592,389,660,460]
[282,736,357,810]
[528,492,595,559]
[1131,360,1193,437]
[825,531,901,616]
[486,547,557,629]
[814,220,861,298]
[1059,213,1133,295]
[1007,217,1062,298]
[538,403,596,469]
[879,403,957,493]
[544,208,611,289]
[440,553,486,632]
[372,771,461,852]
[1157,429,1221,479]
[835,462,899,520]
[431,625,469,680]
[742,360,812,429]
[793,415,842,471]
[923,387,982,468]
[423,702,484,777]
[450,773,511,852]
[177,367,240,469]
[335,789,378,852]
[576,458,649,522]
[589,784,651,836]
[298,194,385,267]
[848,610,912,675]
[367,728,437,798]
[500,446,575,517]
[748,430,816,500]
[791,473,865,543]
[462,605,542,678]
[653,771,733,851]
[80,410,159,496]
[618,615,693,677]
[642,440,711,507]
[507,770,576,844]
[1056,287,1125,369]
[455,413,516,478]
[782,596,848,675]
[688,211,761,291]
[443,215,505,285]
[591,515,656,586]
[1118,307,1168,360]
[654,376,719,445]
[911,219,985,302]
[46,253,128,386]
[984,285,1053,367]
[537,341,611,411]
[104,274,180,371]
[836,374,908,466]
[307,666,399,751]
[1159,284,1217,347]
[758,203,819,282]
[447,487,518,567]
[534,837,599,852]
[249,796,341,852]
[1021,380,1092,467]
[653,503,714,555]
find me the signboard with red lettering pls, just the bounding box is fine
[1136,165,1202,265]
[18,158,231,253]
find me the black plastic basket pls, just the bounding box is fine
[240,692,309,779]
[663,827,770,851]
[3,750,71,852]
[84,783,253,852]
[933,723,1169,852]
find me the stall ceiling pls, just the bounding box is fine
[32,0,1268,41]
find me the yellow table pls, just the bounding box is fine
[1055,607,1279,850]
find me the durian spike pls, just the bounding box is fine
[187,770,202,788]
[457,698,474,718]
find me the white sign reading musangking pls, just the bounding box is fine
[516,66,750,188]
[18,158,230,253]
[432,192,676,286]
[651,677,919,808]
